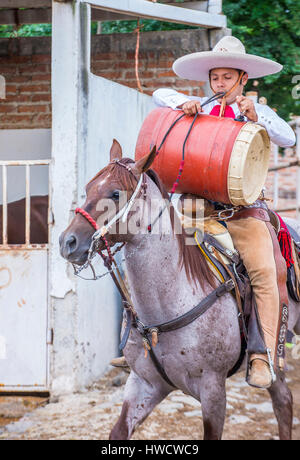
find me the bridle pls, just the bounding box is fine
[75,159,146,270]
[74,162,148,322]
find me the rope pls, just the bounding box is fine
[170,111,198,195]
[135,19,144,93]
[75,207,99,230]
[213,71,245,117]
[75,207,113,265]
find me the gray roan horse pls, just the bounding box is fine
[59,140,300,440]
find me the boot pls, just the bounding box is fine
[227,216,288,382]
[248,357,272,389]
[110,356,130,371]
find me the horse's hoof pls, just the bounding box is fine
[247,359,272,389]
[110,356,130,373]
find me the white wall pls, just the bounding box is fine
[0,129,50,203]
[84,74,155,186]
[76,75,155,387]
[50,0,155,394]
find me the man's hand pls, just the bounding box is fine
[236,95,258,122]
[179,100,203,116]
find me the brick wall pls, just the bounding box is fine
[90,29,210,98]
[0,29,211,129]
[266,146,298,218]
[0,37,51,129]
[91,49,206,98]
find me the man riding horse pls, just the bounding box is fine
[112,35,296,389]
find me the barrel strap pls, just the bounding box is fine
[147,92,227,233]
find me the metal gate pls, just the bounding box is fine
[0,159,51,392]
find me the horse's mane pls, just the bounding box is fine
[88,158,215,290]
[146,168,215,290]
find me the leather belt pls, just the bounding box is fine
[228,207,270,222]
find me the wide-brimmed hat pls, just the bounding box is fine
[173,36,282,81]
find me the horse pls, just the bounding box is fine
[59,139,300,440]
[0,195,48,244]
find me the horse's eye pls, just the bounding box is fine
[111,190,120,200]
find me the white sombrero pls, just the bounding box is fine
[173,36,282,81]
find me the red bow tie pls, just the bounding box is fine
[209,104,235,119]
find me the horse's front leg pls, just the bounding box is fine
[199,370,227,440]
[109,371,171,440]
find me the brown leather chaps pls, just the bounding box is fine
[227,208,289,370]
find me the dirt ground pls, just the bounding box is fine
[0,349,299,441]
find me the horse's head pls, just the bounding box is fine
[59,139,156,265]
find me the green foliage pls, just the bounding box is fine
[0,24,51,37]
[92,19,196,35]
[223,0,300,119]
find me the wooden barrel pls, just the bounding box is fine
[135,107,271,206]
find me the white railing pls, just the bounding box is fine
[84,0,226,28]
[0,159,51,249]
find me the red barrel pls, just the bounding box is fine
[135,107,246,204]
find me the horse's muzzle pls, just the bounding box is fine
[59,231,90,265]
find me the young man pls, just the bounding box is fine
[152,35,296,388]
[153,37,294,148]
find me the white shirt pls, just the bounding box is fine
[153,88,296,148]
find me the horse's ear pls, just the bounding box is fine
[132,145,156,175]
[110,139,122,162]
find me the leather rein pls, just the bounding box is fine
[74,163,236,388]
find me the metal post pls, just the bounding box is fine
[25,164,30,245]
[2,165,7,245]
[273,143,279,210]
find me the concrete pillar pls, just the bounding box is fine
[50,0,123,396]
[50,0,89,395]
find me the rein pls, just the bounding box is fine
[73,164,237,388]
[74,165,148,314]
[75,161,146,270]
[75,206,136,315]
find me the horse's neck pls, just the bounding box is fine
[124,175,203,323]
